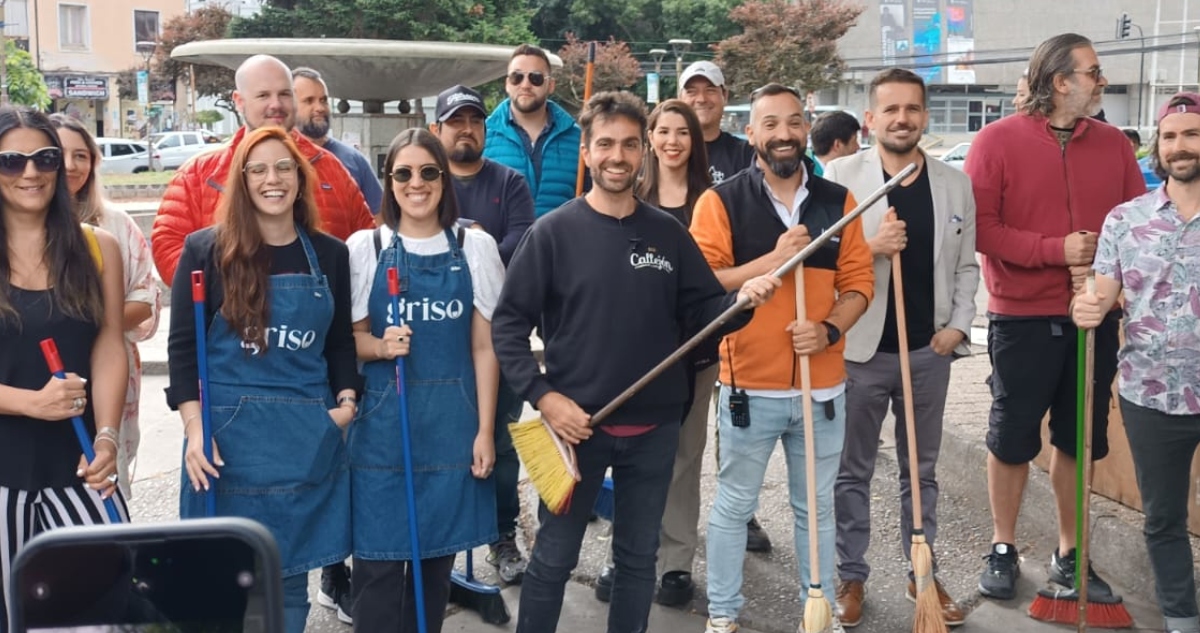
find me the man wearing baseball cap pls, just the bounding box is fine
[431,83,535,585]
[679,61,756,186]
[1072,92,1200,633]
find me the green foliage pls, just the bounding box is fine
[156,6,237,101]
[553,34,642,112]
[4,41,49,108]
[660,0,741,46]
[195,109,225,128]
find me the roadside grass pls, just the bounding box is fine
[105,170,176,186]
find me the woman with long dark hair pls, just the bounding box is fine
[346,127,502,633]
[166,126,358,633]
[49,113,160,501]
[0,106,128,630]
[637,99,712,226]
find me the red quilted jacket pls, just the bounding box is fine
[151,127,375,285]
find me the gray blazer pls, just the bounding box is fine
[823,148,979,363]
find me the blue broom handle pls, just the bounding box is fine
[192,271,216,517]
[389,267,427,633]
[39,339,122,524]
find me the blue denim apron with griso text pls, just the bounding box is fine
[349,228,497,560]
[180,229,351,576]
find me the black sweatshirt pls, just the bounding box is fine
[491,197,751,427]
[165,227,361,408]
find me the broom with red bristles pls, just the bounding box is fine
[1028,273,1133,630]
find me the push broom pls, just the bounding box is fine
[509,163,919,514]
[890,250,947,633]
[1028,273,1133,629]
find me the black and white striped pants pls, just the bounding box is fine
[0,482,129,633]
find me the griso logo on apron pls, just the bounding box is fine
[387,297,467,325]
[240,324,319,355]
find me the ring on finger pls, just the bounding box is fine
[106,473,119,484]
[72,397,85,410]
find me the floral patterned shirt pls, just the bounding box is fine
[1094,185,1200,415]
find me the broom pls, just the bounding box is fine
[510,163,920,514]
[1028,273,1133,629]
[795,267,832,633]
[890,250,948,633]
[574,40,596,197]
[192,271,216,517]
[449,549,510,624]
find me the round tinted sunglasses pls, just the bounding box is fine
[391,165,443,183]
[508,71,546,87]
[0,147,62,176]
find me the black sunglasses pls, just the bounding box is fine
[508,71,546,87]
[391,165,443,184]
[0,147,62,176]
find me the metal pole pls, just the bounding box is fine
[0,0,9,106]
[1136,24,1145,130]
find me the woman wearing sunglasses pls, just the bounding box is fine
[166,126,357,633]
[346,127,503,632]
[0,106,129,629]
[48,114,160,503]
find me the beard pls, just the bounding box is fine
[299,116,330,139]
[513,93,548,114]
[755,139,805,179]
[591,161,636,194]
[1166,151,1200,183]
[450,142,482,164]
[878,127,921,155]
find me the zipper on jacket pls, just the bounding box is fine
[1061,140,1075,232]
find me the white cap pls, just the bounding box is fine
[679,61,725,90]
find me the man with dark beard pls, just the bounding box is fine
[823,68,977,628]
[485,44,582,218]
[690,83,874,633]
[493,90,781,633]
[292,67,384,216]
[431,83,535,586]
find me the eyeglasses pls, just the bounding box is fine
[243,158,298,178]
[508,71,546,87]
[391,165,443,184]
[0,147,62,176]
[1071,67,1104,82]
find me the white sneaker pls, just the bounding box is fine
[797,615,846,633]
[706,616,738,633]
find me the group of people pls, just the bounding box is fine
[0,29,1197,633]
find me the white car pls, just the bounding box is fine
[96,137,161,174]
[940,142,971,169]
[151,130,224,170]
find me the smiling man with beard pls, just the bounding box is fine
[690,83,875,633]
[492,90,781,633]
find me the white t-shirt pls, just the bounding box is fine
[347,225,505,323]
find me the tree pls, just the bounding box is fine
[715,0,863,99]
[659,0,741,47]
[553,34,642,112]
[156,6,237,115]
[4,40,49,108]
[195,109,225,129]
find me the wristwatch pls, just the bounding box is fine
[821,320,842,346]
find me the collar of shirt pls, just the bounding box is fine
[507,105,555,151]
[756,162,810,227]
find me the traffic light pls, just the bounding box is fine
[1118,12,1132,39]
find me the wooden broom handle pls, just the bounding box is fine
[795,266,822,588]
[891,252,925,532]
[574,41,596,197]
[1077,274,1096,632]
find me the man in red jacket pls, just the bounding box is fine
[964,33,1145,603]
[151,54,373,285]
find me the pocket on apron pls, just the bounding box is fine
[215,396,345,491]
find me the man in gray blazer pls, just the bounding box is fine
[823,68,978,629]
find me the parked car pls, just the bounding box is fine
[940,142,971,169]
[151,130,224,170]
[96,137,161,174]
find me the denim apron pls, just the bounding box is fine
[180,229,351,577]
[350,228,497,560]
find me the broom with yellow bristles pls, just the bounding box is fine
[890,250,948,633]
[510,163,920,515]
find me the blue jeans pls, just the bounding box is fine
[517,422,679,633]
[706,388,845,620]
[283,573,310,633]
[494,375,525,536]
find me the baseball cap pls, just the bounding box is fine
[435,85,486,122]
[679,61,725,90]
[1157,92,1200,125]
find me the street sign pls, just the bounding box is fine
[136,70,149,107]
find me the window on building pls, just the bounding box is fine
[4,1,30,38]
[928,95,1019,133]
[58,3,88,50]
[134,10,160,48]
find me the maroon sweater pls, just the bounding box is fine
[965,113,1144,317]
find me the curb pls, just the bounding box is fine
[109,183,168,200]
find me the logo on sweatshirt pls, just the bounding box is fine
[630,248,674,273]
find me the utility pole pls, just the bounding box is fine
[1117,12,1145,130]
[0,0,9,106]
[668,39,691,96]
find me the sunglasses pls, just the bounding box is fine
[508,71,546,87]
[243,158,298,178]
[1070,66,1104,82]
[391,165,443,184]
[0,147,62,176]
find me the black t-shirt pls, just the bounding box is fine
[706,132,756,185]
[878,163,936,353]
[451,159,535,266]
[166,228,361,408]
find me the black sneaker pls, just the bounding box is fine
[318,563,353,625]
[655,571,695,607]
[746,516,772,553]
[595,565,614,603]
[978,543,1020,600]
[487,532,528,585]
[1049,548,1115,600]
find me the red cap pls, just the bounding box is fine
[1157,92,1200,125]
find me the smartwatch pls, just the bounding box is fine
[821,320,842,346]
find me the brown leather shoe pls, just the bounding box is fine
[906,578,966,627]
[835,580,864,628]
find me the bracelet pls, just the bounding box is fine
[182,414,199,430]
[93,435,118,451]
[95,426,119,440]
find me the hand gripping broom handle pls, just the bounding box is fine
[191,271,216,518]
[1076,273,1096,633]
[589,162,918,425]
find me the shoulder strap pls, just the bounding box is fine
[372,226,382,257]
[82,224,103,273]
